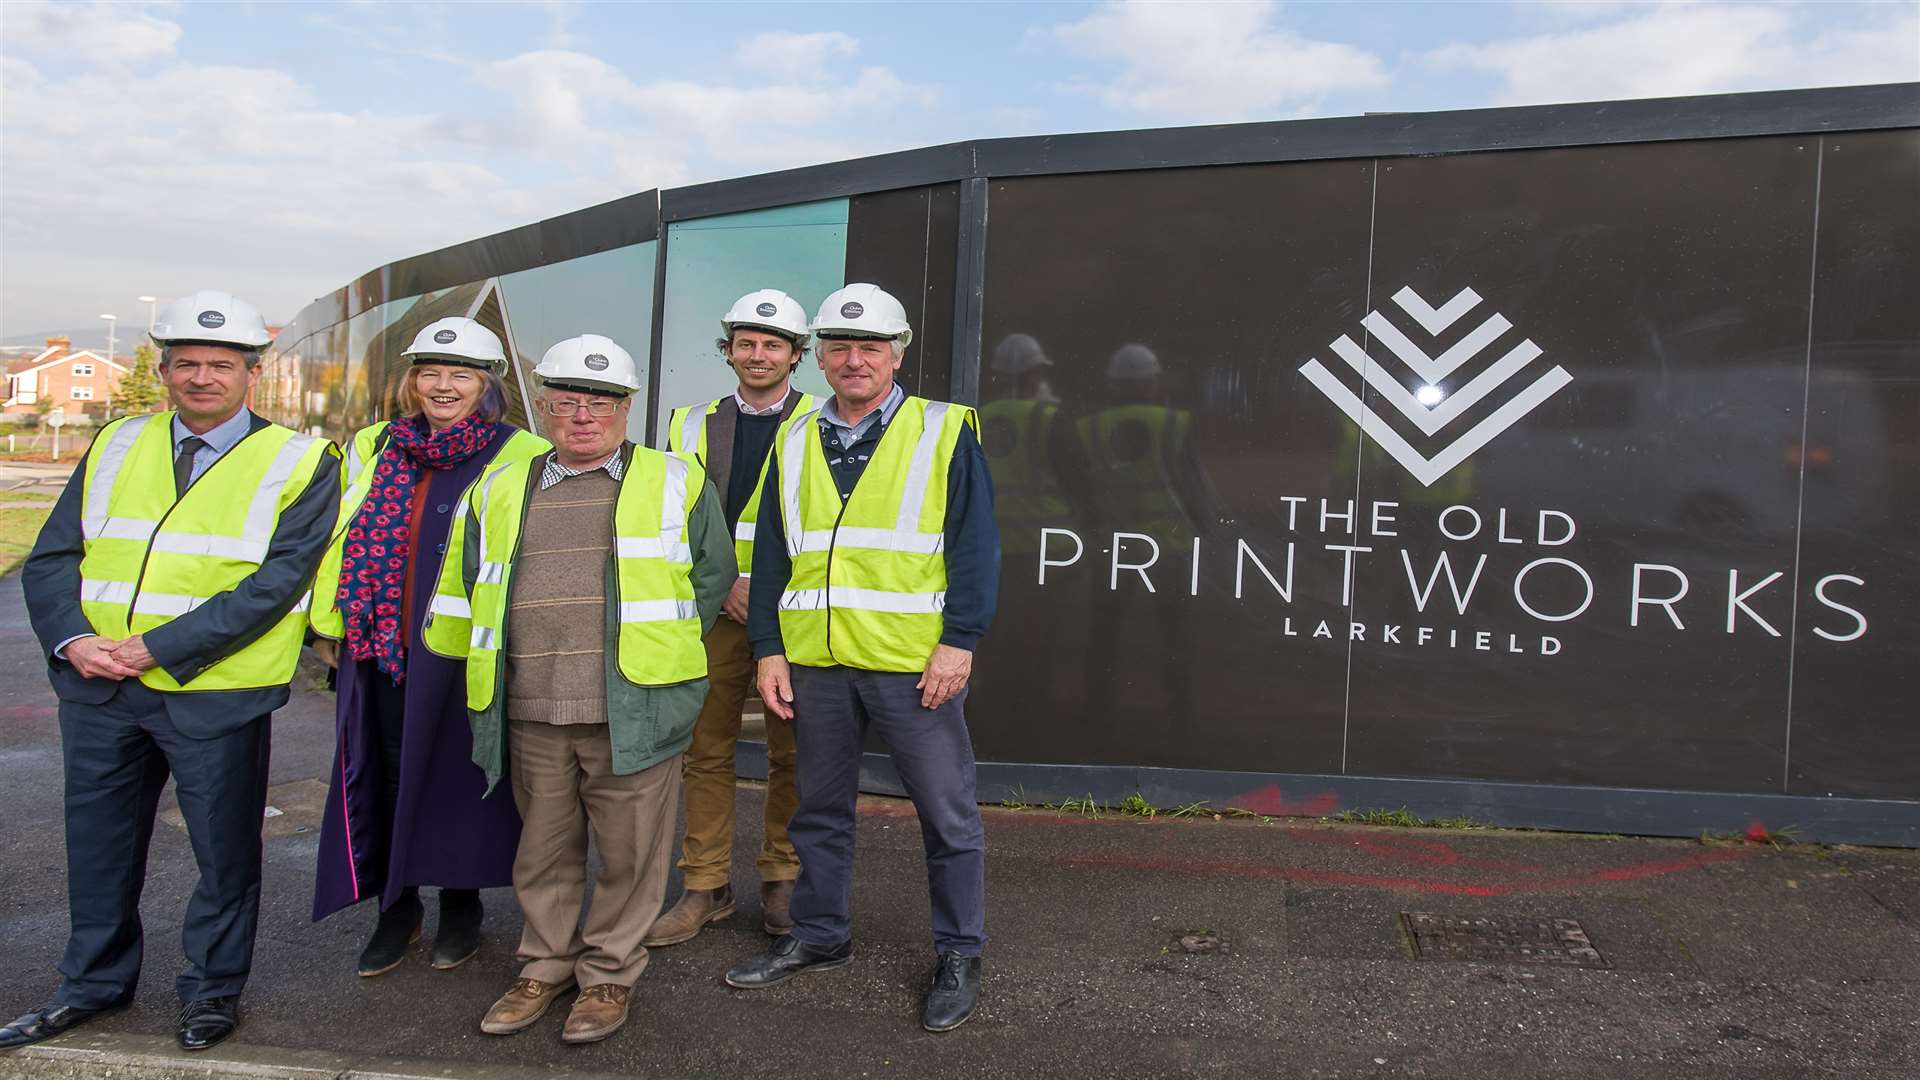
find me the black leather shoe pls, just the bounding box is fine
[430,889,483,970]
[723,934,853,989]
[357,891,423,977]
[921,953,981,1032]
[0,1001,119,1049]
[176,996,238,1052]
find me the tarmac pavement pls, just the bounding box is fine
[0,572,1916,1079]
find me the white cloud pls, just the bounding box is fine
[0,3,940,335]
[735,30,859,64]
[0,0,181,67]
[1428,2,1920,105]
[1044,0,1389,122]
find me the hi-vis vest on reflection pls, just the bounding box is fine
[666,393,817,577]
[308,420,550,639]
[78,412,334,692]
[420,449,708,710]
[775,396,975,673]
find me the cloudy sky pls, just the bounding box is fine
[2,0,1914,347]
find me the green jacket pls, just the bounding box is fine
[457,444,736,791]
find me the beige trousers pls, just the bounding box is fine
[678,616,800,890]
[508,720,680,988]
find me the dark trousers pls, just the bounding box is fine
[787,665,986,957]
[55,681,270,1007]
[365,662,472,912]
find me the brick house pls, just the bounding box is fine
[4,336,130,421]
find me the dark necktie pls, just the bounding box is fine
[174,436,207,498]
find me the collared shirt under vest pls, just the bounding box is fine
[666,387,816,578]
[76,409,334,692]
[420,443,735,791]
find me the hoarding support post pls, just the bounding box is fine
[949,177,989,406]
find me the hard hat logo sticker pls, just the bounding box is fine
[755,302,779,318]
[433,329,458,344]
[583,353,610,371]
[197,311,226,329]
[840,302,864,319]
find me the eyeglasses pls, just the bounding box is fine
[542,399,620,417]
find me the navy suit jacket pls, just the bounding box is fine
[22,410,342,737]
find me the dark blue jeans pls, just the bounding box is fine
[786,665,986,957]
[55,680,270,1007]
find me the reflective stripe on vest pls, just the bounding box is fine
[774,397,971,671]
[424,448,709,709]
[666,392,815,579]
[310,424,549,639]
[77,411,332,692]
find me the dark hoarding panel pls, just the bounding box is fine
[1340,136,1822,793]
[844,184,961,398]
[1788,130,1920,800]
[972,159,1378,774]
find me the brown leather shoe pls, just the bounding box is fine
[761,879,795,936]
[642,885,735,947]
[479,977,574,1035]
[561,983,630,1044]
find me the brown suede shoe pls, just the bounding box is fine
[561,983,630,1045]
[761,879,795,936]
[479,977,574,1036]
[642,885,735,947]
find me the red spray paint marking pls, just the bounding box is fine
[1062,845,1755,897]
[1278,826,1544,874]
[1227,784,1342,818]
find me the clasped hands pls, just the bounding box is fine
[64,634,157,681]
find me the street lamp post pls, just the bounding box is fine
[138,295,158,334]
[99,314,117,419]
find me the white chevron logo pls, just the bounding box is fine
[1299,286,1572,487]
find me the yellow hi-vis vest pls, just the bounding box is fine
[666,392,816,577]
[774,396,974,672]
[77,411,334,692]
[420,448,709,710]
[307,420,550,639]
[980,398,1070,556]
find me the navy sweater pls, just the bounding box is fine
[748,405,1000,661]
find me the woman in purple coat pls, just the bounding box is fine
[310,317,548,976]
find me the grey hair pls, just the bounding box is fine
[161,343,261,369]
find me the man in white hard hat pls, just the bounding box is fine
[7,292,341,1053]
[421,334,735,1045]
[723,284,1001,1033]
[648,291,817,947]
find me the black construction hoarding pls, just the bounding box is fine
[269,85,1920,844]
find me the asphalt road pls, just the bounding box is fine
[0,572,1916,1079]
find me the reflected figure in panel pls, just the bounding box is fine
[725,284,1001,1034]
[6,292,340,1054]
[1076,344,1202,723]
[308,318,550,978]
[648,291,818,947]
[981,333,1081,700]
[423,335,734,1046]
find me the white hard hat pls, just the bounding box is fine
[402,317,508,374]
[809,283,912,347]
[1106,343,1162,381]
[991,333,1051,374]
[534,334,642,395]
[150,290,273,350]
[720,289,811,349]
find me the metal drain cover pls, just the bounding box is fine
[1401,912,1610,968]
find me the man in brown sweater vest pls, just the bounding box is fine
[435,336,733,1045]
